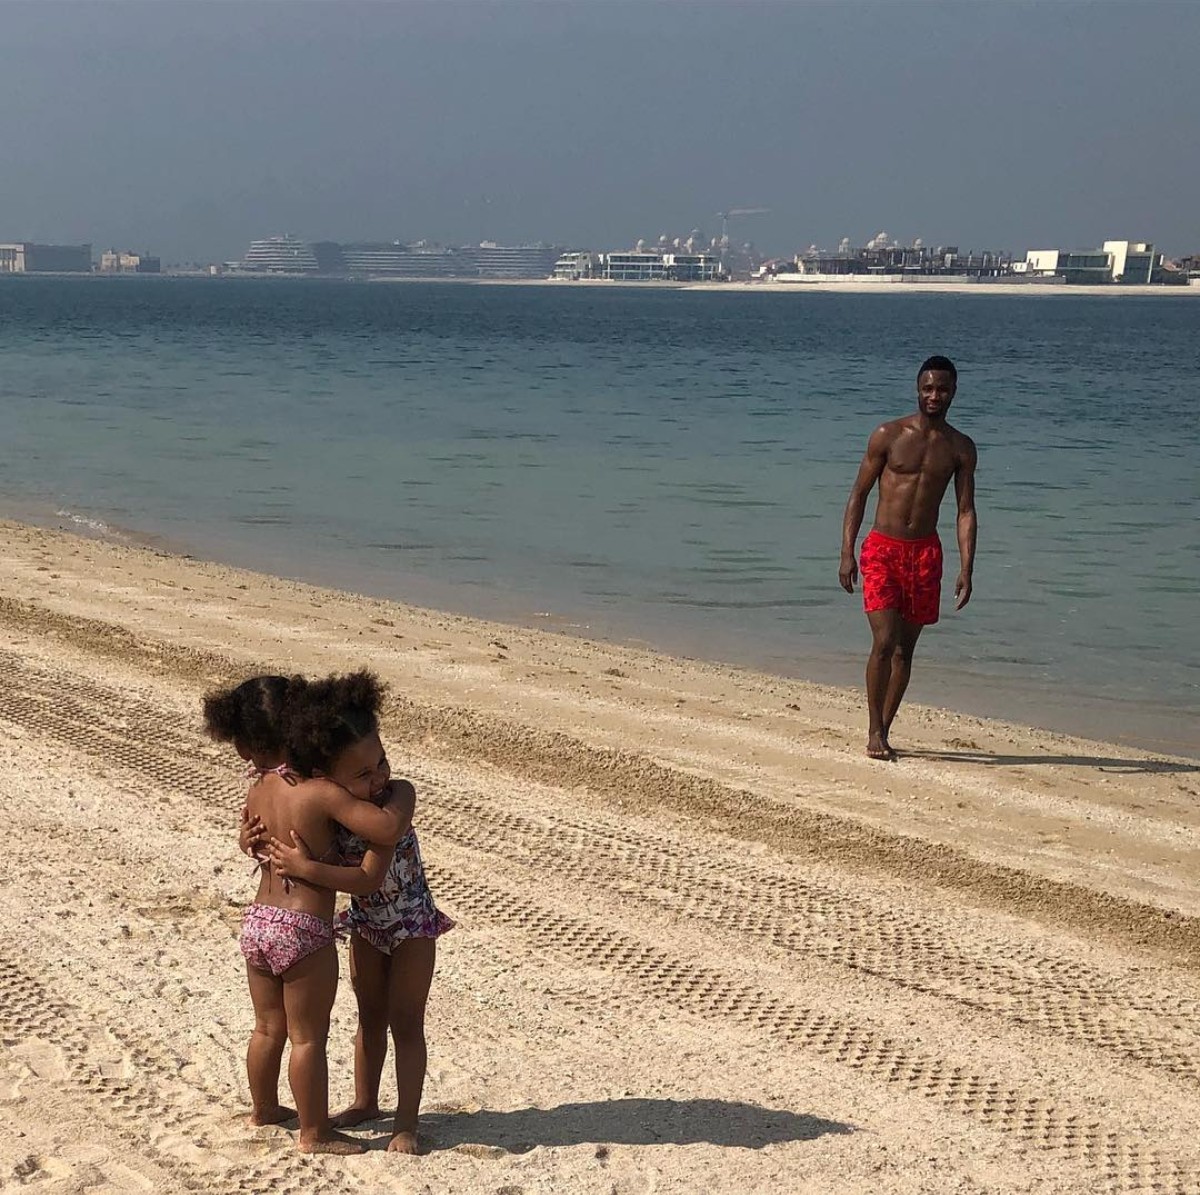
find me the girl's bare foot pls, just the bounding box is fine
[248,1104,296,1126]
[330,1102,380,1129]
[298,1129,365,1155]
[387,1129,420,1155]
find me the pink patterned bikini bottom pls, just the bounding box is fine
[240,903,335,977]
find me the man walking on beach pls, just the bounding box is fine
[839,356,977,760]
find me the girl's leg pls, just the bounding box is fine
[386,937,436,1154]
[332,934,392,1127]
[281,944,363,1154]
[244,964,294,1125]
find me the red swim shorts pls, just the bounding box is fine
[860,530,943,625]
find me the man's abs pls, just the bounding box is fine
[874,464,954,539]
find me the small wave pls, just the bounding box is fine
[55,509,115,536]
[690,565,791,577]
[656,596,832,610]
[685,497,780,509]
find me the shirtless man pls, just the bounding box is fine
[839,355,977,760]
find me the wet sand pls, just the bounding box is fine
[1,518,1197,1194]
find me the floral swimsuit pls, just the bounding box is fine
[336,827,454,954]
[240,903,335,976]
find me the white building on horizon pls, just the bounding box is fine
[1024,239,1163,284]
[241,235,319,273]
[553,249,722,282]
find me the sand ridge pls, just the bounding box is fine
[1,520,1198,1193]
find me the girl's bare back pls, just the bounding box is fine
[246,774,339,917]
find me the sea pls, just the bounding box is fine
[2,276,1197,755]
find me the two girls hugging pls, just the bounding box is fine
[203,669,452,1155]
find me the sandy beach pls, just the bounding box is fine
[733,279,1200,297]
[1,517,1197,1194]
[366,275,1200,296]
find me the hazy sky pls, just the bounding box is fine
[3,0,1197,262]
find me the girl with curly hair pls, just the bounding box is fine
[263,669,453,1155]
[204,672,413,1154]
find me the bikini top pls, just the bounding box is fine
[246,761,298,784]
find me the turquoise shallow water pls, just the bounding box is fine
[2,277,1197,752]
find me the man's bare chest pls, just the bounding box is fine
[886,435,956,481]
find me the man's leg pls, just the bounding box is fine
[865,609,902,759]
[881,619,924,751]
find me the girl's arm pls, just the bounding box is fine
[266,831,391,896]
[319,778,416,845]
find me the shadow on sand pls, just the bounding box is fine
[381,1098,855,1154]
[901,748,1198,775]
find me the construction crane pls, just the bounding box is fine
[717,207,770,247]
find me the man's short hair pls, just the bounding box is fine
[918,355,957,381]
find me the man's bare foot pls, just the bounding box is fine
[248,1104,296,1126]
[298,1129,365,1155]
[387,1129,421,1155]
[330,1102,380,1129]
[867,732,897,761]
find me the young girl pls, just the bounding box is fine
[265,673,453,1155]
[204,673,412,1154]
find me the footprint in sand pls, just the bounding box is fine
[452,1143,508,1160]
[6,1040,69,1088]
[11,1154,43,1182]
[60,1153,156,1193]
[10,1153,76,1187]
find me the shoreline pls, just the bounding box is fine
[3,513,1196,910]
[720,278,1200,296]
[11,501,1197,759]
[6,271,1198,297]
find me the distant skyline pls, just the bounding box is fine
[3,1,1198,262]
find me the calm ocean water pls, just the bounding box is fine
[2,277,1197,752]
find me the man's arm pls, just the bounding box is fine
[839,427,889,593]
[267,832,391,896]
[953,438,978,610]
[318,778,415,845]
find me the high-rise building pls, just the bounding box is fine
[0,243,93,273]
[241,235,320,273]
[240,236,561,278]
[340,242,472,277]
[469,242,561,279]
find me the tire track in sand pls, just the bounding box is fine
[428,859,1198,1195]
[1,648,1195,1088]
[0,948,367,1195]
[1,650,1198,1190]
[417,782,1200,1084]
[2,596,1199,962]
